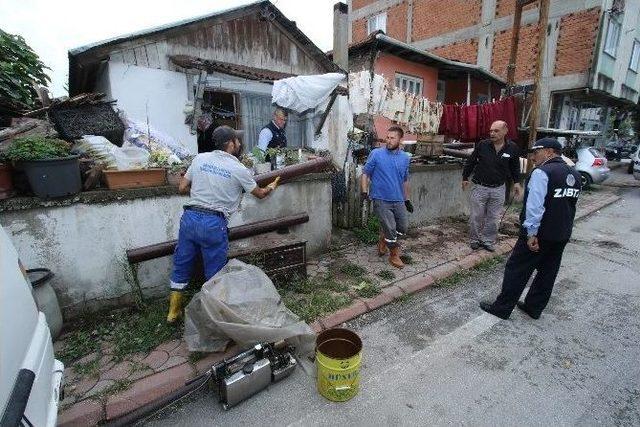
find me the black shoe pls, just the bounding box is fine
[516,301,540,319]
[470,242,481,250]
[479,300,510,319]
[481,242,496,252]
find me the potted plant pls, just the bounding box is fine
[5,136,81,199]
[252,147,271,174]
[0,150,14,199]
[266,147,284,170]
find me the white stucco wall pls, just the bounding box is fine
[0,178,331,319]
[102,61,197,154]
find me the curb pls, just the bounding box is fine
[58,194,621,425]
[312,237,517,333]
[574,194,621,222]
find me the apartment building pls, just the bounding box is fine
[349,0,640,135]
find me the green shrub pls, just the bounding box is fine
[5,136,71,161]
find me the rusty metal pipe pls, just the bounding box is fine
[255,156,333,187]
[126,212,309,264]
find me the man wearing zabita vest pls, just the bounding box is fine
[480,137,581,320]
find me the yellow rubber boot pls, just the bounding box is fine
[167,291,184,323]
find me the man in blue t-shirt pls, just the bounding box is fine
[361,126,413,268]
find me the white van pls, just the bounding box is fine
[0,225,64,426]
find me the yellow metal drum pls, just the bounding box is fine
[316,328,362,402]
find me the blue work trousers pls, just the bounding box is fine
[170,209,228,290]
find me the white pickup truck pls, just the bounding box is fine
[0,225,64,426]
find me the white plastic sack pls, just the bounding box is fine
[76,135,118,169]
[113,146,150,170]
[184,259,316,363]
[272,73,346,113]
[120,113,192,159]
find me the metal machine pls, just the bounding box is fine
[210,341,297,410]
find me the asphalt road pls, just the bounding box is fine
[146,187,640,427]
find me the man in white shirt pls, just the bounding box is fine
[167,126,278,323]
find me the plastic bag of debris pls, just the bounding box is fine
[184,259,316,365]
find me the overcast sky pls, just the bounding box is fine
[0,0,336,97]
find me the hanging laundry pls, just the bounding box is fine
[348,71,370,114]
[381,87,406,121]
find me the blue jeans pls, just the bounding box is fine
[170,209,228,290]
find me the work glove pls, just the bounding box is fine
[266,176,281,190]
[361,191,369,200]
[405,200,414,213]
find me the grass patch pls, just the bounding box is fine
[400,254,414,265]
[282,290,353,323]
[473,255,505,272]
[188,352,208,364]
[72,357,100,378]
[339,262,367,278]
[434,271,468,288]
[56,300,182,365]
[353,216,380,244]
[376,269,396,280]
[99,379,133,398]
[395,293,413,304]
[353,280,381,298]
[57,330,101,365]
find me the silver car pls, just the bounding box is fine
[575,147,610,188]
[631,145,640,181]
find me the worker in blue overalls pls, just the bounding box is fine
[480,137,581,320]
[167,126,279,323]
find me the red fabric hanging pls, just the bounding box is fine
[437,96,519,142]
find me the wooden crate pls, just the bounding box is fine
[103,168,167,189]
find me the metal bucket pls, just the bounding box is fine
[316,328,362,402]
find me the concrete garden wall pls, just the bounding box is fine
[408,163,469,225]
[0,175,332,319]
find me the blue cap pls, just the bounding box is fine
[529,137,562,152]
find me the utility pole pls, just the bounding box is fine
[527,0,551,171]
[507,1,525,86]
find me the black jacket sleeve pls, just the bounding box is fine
[509,143,522,182]
[462,145,479,180]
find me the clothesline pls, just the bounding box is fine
[348,71,518,141]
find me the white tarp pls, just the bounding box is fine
[184,259,316,366]
[272,73,346,113]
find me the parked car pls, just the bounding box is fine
[605,140,637,161]
[0,225,64,426]
[575,147,610,188]
[628,144,640,174]
[631,145,640,181]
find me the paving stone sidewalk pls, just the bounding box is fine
[56,187,621,426]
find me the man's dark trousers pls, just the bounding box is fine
[491,235,568,318]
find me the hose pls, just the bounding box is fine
[104,370,212,427]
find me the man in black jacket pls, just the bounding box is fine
[462,121,522,252]
[480,137,582,320]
